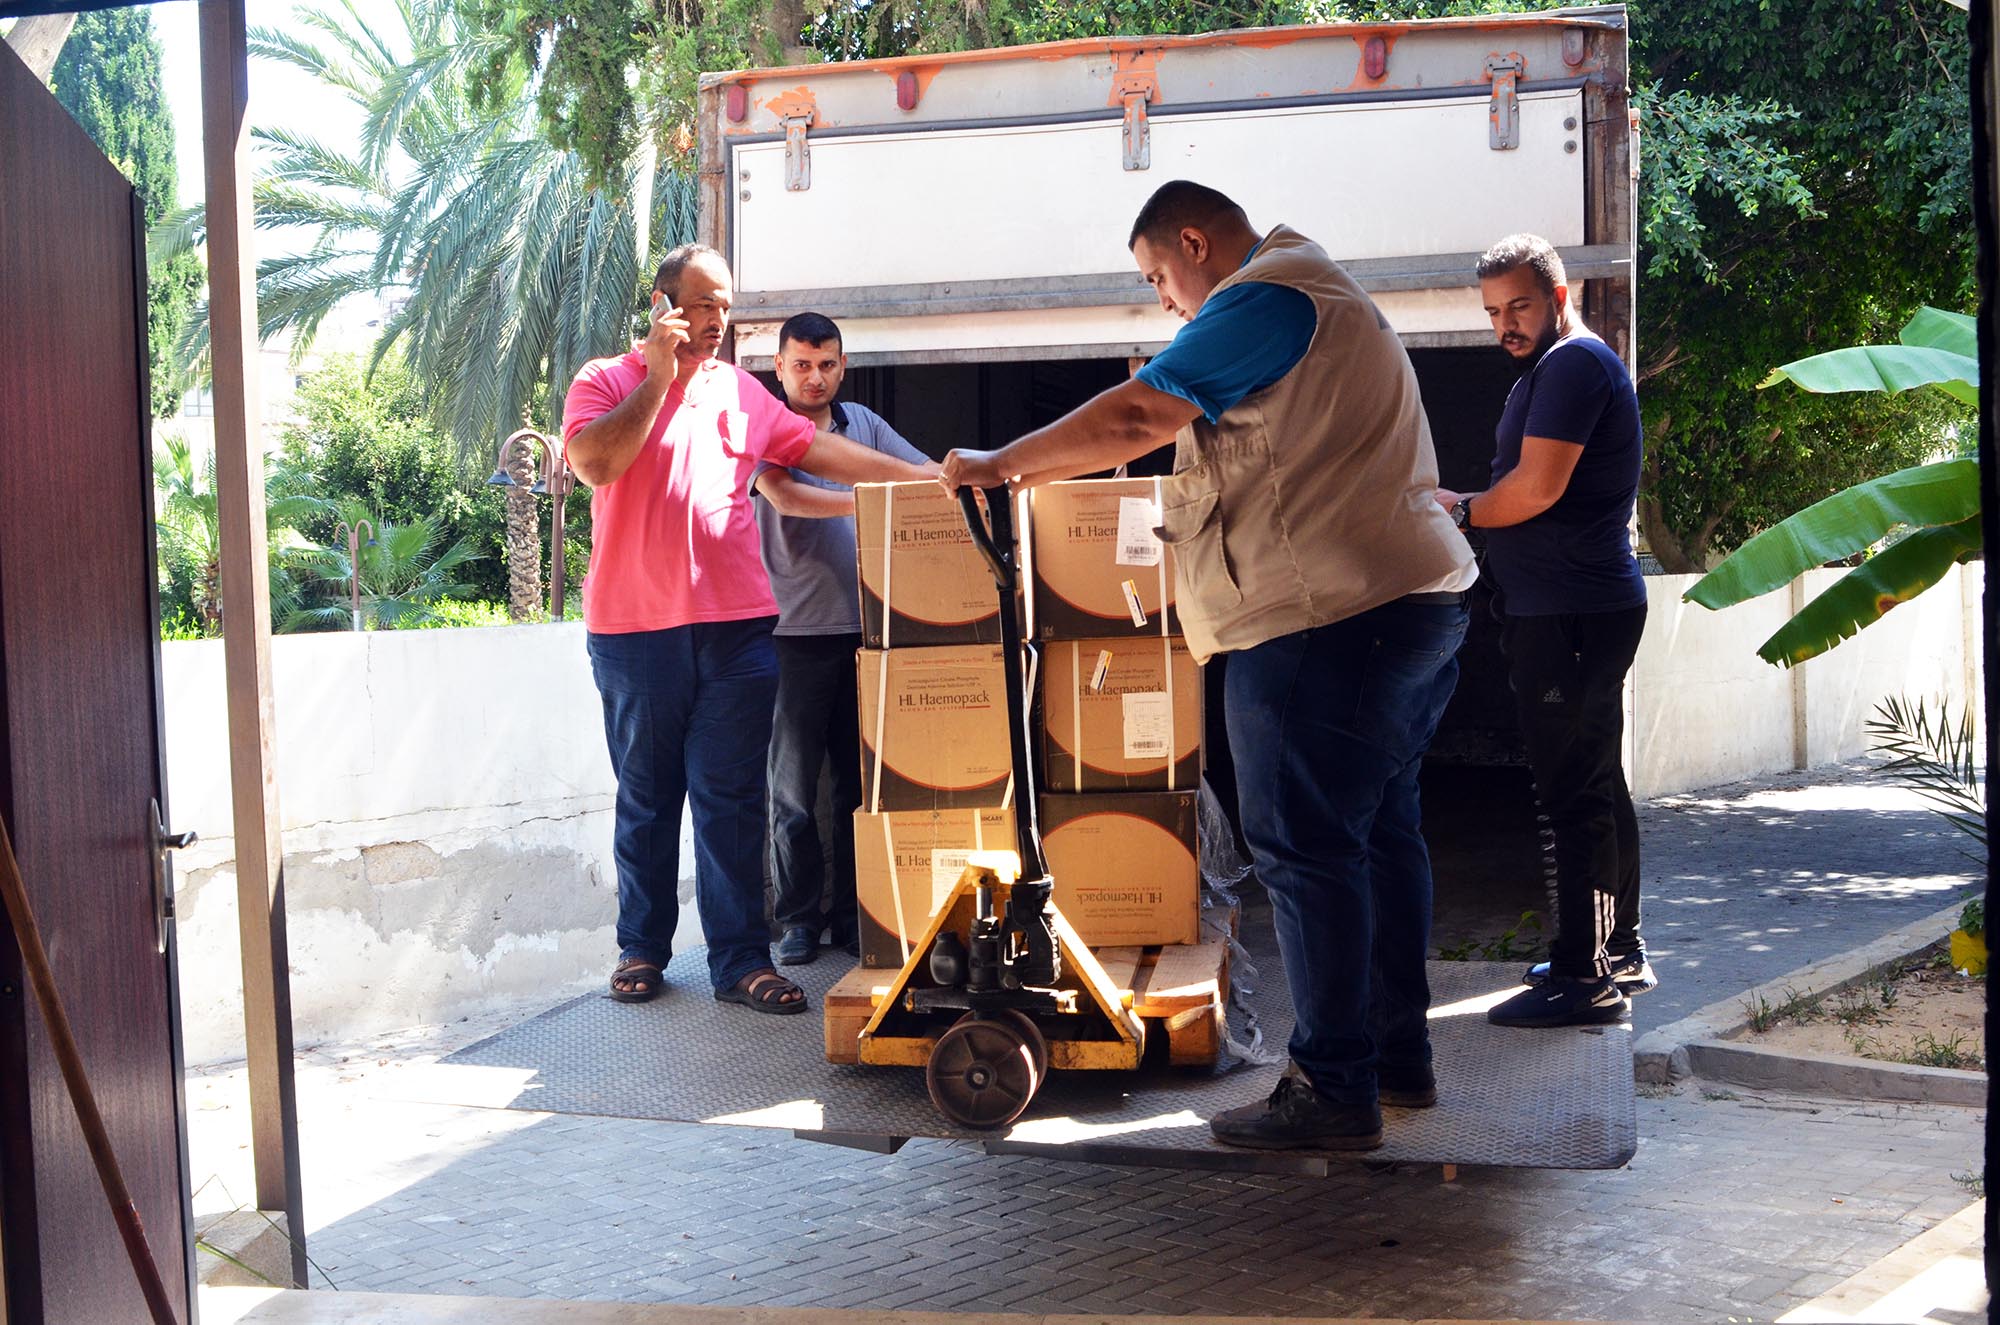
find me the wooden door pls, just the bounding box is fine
[0,37,196,1325]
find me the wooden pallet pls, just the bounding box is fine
[824,937,1229,1069]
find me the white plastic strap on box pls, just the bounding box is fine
[884,813,910,966]
[1070,640,1084,791]
[880,485,895,649]
[869,651,891,815]
[1155,476,1177,791]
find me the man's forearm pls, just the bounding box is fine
[797,432,939,486]
[568,376,674,486]
[755,472,857,518]
[991,387,1176,481]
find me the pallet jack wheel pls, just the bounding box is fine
[989,1009,1050,1080]
[925,1011,1043,1129]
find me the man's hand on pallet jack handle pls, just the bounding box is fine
[940,377,1202,498]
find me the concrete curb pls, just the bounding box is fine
[1633,899,1975,1095]
[1682,1039,1987,1107]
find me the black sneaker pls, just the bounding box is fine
[1377,1063,1437,1109]
[774,926,818,965]
[1210,1074,1383,1151]
[1522,951,1658,996]
[1488,975,1630,1028]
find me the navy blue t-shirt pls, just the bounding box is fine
[1483,331,1646,616]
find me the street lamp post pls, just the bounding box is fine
[334,518,375,631]
[487,428,575,621]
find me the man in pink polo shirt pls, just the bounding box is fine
[563,243,936,1014]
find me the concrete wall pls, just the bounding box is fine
[164,624,701,1065]
[1630,563,1985,799]
[168,565,1984,1060]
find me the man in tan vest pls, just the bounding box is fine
[941,181,1475,1151]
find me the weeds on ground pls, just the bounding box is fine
[1952,1170,1986,1198]
[1845,1028,1984,1070]
[1742,985,1819,1032]
[1438,910,1544,962]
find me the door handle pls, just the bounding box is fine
[150,798,196,955]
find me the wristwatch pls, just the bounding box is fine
[1451,497,1474,530]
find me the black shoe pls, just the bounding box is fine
[775,926,818,965]
[1522,951,1658,996]
[1377,1063,1437,1109]
[1210,1074,1383,1151]
[1489,975,1630,1028]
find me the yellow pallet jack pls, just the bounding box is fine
[850,487,1149,1128]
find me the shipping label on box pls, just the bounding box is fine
[855,482,1005,648]
[857,644,1014,811]
[1027,479,1180,641]
[1042,637,1202,793]
[854,807,1017,969]
[1038,791,1200,947]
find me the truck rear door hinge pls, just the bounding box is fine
[1484,52,1524,151]
[1113,61,1158,172]
[782,112,813,191]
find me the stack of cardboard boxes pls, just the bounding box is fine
[849,478,1202,970]
[851,482,1014,970]
[1026,479,1202,950]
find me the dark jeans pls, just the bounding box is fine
[1227,596,1469,1106]
[768,632,863,940]
[587,616,779,994]
[1500,605,1648,980]
[1199,653,1251,864]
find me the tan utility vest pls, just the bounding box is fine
[1156,225,1473,662]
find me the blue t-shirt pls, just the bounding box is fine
[1483,332,1646,616]
[1135,252,1317,422]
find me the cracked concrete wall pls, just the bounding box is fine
[164,625,703,1064]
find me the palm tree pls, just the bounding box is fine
[283,499,483,632]
[153,0,698,471]
[153,433,332,634]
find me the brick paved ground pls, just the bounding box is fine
[184,762,1987,1320]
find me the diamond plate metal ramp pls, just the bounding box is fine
[405,912,1636,1177]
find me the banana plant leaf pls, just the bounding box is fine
[1684,458,1981,608]
[1758,344,1977,405]
[1900,306,1975,358]
[1755,515,1985,667]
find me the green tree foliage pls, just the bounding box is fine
[51,9,204,418]
[283,499,484,632]
[152,434,331,635]
[278,353,593,605]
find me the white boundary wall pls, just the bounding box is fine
[166,567,1984,1061]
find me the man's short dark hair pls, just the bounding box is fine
[1476,233,1566,297]
[653,243,726,301]
[777,311,842,355]
[1127,180,1251,250]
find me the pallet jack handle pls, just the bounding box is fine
[956,486,1051,883]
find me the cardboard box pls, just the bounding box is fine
[1027,478,1180,641]
[855,482,1006,648]
[1038,791,1200,947]
[857,644,1015,811]
[1041,637,1202,793]
[854,806,1017,969]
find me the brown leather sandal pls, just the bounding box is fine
[714,968,808,1015]
[609,956,664,1003]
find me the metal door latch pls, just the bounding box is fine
[1485,52,1524,150]
[150,798,196,955]
[1113,60,1158,172]
[782,112,813,191]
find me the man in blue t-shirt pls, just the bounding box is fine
[1435,233,1656,1029]
[754,312,933,964]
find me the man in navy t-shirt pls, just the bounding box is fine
[1435,233,1656,1029]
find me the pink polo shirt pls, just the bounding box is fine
[562,352,814,635]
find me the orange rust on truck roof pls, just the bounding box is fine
[700,10,1613,88]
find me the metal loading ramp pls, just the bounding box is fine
[406,903,1637,1178]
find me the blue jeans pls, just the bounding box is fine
[588,617,779,994]
[1227,596,1469,1106]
